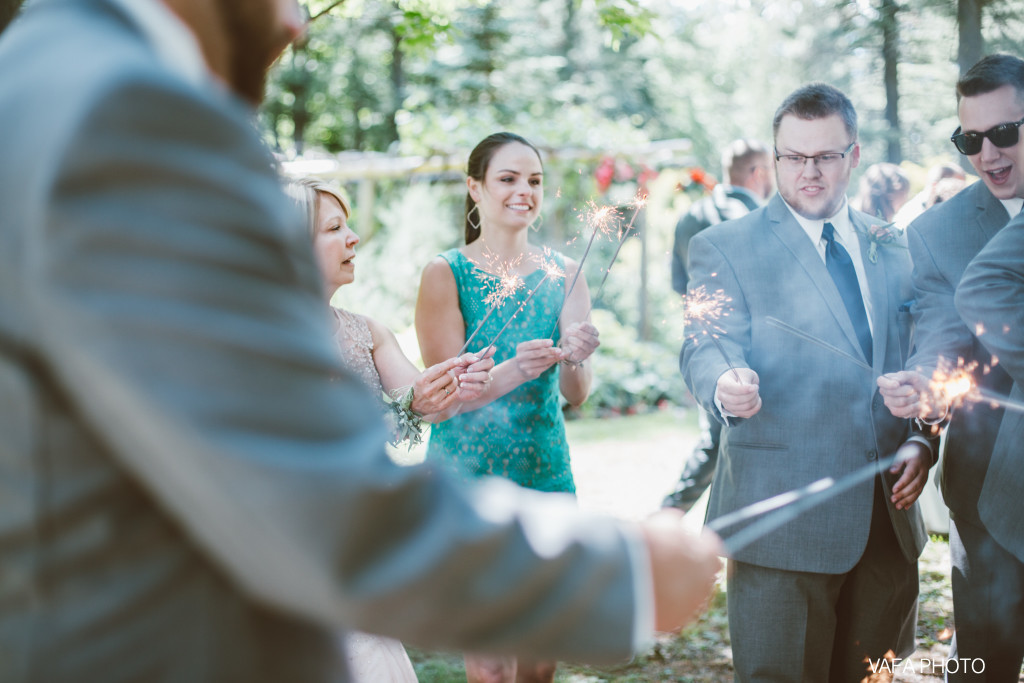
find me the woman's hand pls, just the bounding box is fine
[514,338,562,381]
[453,348,496,403]
[558,321,600,364]
[409,358,462,416]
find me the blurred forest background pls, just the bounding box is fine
[6,0,1022,414]
[277,0,1023,417]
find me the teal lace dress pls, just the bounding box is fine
[426,249,575,494]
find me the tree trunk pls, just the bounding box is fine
[386,18,404,148]
[957,0,985,76]
[881,0,901,163]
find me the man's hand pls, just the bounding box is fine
[889,440,933,510]
[716,368,761,418]
[640,510,724,632]
[877,370,943,420]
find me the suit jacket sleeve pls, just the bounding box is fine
[679,230,751,423]
[905,222,976,374]
[955,216,1024,387]
[29,74,640,662]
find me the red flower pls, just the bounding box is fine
[595,157,615,193]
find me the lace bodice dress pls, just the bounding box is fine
[331,307,386,407]
[329,306,418,683]
[425,249,575,494]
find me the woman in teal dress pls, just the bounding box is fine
[414,132,600,683]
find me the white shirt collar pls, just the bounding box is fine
[783,197,855,247]
[1000,197,1024,219]
[108,0,210,89]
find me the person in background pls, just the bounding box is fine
[851,161,911,223]
[892,161,967,228]
[0,1,724,679]
[878,53,1024,682]
[663,138,774,512]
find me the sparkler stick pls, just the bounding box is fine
[710,447,914,555]
[975,388,1024,415]
[548,202,620,338]
[684,286,741,382]
[765,316,873,372]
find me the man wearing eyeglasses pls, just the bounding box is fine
[878,53,1024,681]
[681,82,934,681]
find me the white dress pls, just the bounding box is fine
[332,307,419,683]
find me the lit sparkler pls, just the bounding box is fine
[590,192,648,306]
[922,357,1024,418]
[458,254,524,356]
[548,201,621,338]
[765,316,874,372]
[486,251,565,351]
[684,285,741,382]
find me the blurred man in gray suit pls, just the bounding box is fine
[880,53,1024,681]
[682,83,935,682]
[0,0,722,680]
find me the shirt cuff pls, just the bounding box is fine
[624,529,655,652]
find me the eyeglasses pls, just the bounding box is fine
[774,142,856,170]
[951,116,1024,155]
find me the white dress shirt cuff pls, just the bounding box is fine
[625,530,656,651]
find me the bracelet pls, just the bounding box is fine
[386,386,425,448]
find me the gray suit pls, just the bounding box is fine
[0,1,641,680]
[954,213,1024,681]
[682,194,926,681]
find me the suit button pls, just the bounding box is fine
[866,450,877,461]
[872,395,880,409]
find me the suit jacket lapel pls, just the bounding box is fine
[975,183,1012,242]
[766,196,865,360]
[850,210,889,372]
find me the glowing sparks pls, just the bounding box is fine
[682,286,732,339]
[925,359,976,415]
[458,252,526,356]
[578,200,621,237]
[683,286,740,381]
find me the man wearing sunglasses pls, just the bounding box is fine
[878,53,1024,681]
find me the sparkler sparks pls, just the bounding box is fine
[683,285,741,381]
[486,251,565,351]
[458,253,526,356]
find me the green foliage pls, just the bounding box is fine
[577,309,686,417]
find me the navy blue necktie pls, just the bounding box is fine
[822,222,872,361]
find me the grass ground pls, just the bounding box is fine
[402,409,1014,682]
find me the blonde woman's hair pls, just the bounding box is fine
[283,176,351,240]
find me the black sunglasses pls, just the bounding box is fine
[951,116,1024,155]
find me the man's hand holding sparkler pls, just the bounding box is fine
[876,370,946,420]
[716,368,762,419]
[887,440,932,510]
[639,510,724,632]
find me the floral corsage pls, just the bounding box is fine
[384,386,424,448]
[858,221,906,264]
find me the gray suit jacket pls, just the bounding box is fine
[905,180,1012,525]
[682,194,927,573]
[955,213,1024,562]
[0,1,640,680]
